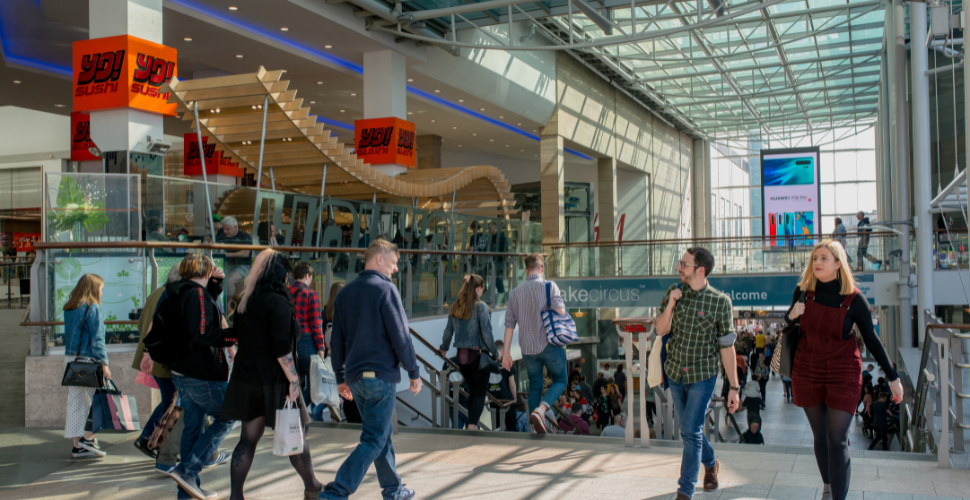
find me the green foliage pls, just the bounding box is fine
[117,270,130,277]
[46,177,111,234]
[132,296,140,308]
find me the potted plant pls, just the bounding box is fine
[46,177,111,242]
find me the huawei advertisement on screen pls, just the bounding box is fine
[761,148,821,247]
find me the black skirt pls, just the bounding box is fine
[220,378,311,429]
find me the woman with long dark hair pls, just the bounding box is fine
[62,273,109,458]
[221,249,323,500]
[785,240,902,500]
[438,274,499,430]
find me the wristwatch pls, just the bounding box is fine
[729,386,740,392]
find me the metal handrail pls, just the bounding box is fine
[546,231,900,248]
[21,320,138,327]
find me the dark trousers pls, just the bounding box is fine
[868,427,891,450]
[758,378,768,406]
[458,361,491,427]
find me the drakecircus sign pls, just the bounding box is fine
[73,35,177,116]
[354,118,416,167]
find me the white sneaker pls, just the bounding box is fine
[530,410,547,434]
[170,470,208,500]
[77,440,106,457]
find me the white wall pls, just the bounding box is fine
[0,107,70,158]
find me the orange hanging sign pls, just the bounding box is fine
[70,112,100,162]
[73,35,178,116]
[183,134,243,177]
[354,118,416,168]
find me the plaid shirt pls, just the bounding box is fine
[660,282,733,384]
[288,281,325,353]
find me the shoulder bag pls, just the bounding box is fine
[475,303,501,374]
[61,305,105,388]
[543,281,578,347]
[771,291,806,377]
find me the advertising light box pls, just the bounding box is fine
[760,147,821,246]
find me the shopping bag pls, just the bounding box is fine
[148,392,182,451]
[91,381,141,432]
[647,334,664,388]
[310,355,341,409]
[273,397,305,456]
[135,370,159,389]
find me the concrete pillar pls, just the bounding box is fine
[87,0,164,158]
[363,50,408,176]
[417,135,442,170]
[540,117,565,246]
[598,157,618,276]
[692,138,712,239]
[911,3,934,344]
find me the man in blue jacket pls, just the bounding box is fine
[321,239,421,500]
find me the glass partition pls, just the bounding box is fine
[44,173,140,243]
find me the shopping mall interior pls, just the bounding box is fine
[1,0,970,498]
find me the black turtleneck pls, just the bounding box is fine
[784,278,898,381]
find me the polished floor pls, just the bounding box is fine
[0,423,966,500]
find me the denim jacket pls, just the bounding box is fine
[439,301,498,357]
[63,303,108,365]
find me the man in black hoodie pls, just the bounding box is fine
[163,254,236,500]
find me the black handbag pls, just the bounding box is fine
[475,306,501,374]
[778,291,807,378]
[61,305,105,388]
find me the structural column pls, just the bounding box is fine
[87,0,164,160]
[597,157,618,276]
[911,3,934,343]
[540,113,565,248]
[363,50,408,176]
[692,138,712,239]
[417,135,442,170]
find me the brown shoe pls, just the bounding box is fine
[675,493,691,500]
[703,459,720,491]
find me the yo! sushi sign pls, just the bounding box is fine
[72,35,178,116]
[354,118,416,168]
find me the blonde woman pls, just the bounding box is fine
[221,249,322,500]
[438,274,499,430]
[63,273,109,458]
[785,240,902,500]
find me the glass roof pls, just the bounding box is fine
[398,0,887,139]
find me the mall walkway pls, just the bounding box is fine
[0,424,965,500]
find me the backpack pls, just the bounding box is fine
[143,291,192,366]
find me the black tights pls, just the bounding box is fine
[229,417,322,500]
[803,405,854,500]
[458,361,491,427]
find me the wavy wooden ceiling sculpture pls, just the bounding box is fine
[162,67,516,218]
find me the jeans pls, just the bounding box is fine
[297,336,317,412]
[319,378,402,500]
[523,344,568,415]
[172,375,234,500]
[140,376,177,441]
[668,376,717,499]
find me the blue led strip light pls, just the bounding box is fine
[312,115,354,132]
[1,0,592,159]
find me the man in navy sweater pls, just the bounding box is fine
[320,239,421,500]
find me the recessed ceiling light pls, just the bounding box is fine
[534,154,538,157]
[183,37,192,41]
[533,129,538,132]
[236,54,244,58]
[489,139,494,142]
[452,126,457,129]
[407,112,413,115]
[324,45,333,49]
[520,149,524,152]
[473,133,477,136]
[228,6,238,10]
[317,81,324,85]
[459,145,463,147]
[407,78,414,82]
[499,116,504,119]
[350,93,356,96]
[517,123,521,126]
[339,109,345,113]
[430,119,436,123]
[54,104,65,107]
[310,101,316,104]
[480,108,485,111]
[505,145,509,147]
[281,27,289,31]
[12,80,20,84]
[458,99,464,102]
[434,89,440,93]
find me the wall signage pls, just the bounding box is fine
[72,35,178,116]
[183,134,242,177]
[70,112,99,162]
[354,117,416,167]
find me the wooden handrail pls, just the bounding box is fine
[33,240,528,258]
[546,231,900,248]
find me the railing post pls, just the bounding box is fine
[439,369,449,427]
[621,328,634,447]
[149,248,158,291]
[639,326,651,448]
[488,260,496,308]
[511,258,518,290]
[405,258,413,319]
[939,333,950,468]
[323,254,332,301]
[436,259,445,316]
[951,336,965,453]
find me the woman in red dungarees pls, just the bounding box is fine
[785,240,902,500]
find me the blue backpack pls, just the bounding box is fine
[543,281,578,346]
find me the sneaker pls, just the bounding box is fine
[203,452,230,468]
[134,437,158,460]
[201,489,218,499]
[79,437,102,451]
[71,447,100,458]
[395,486,416,500]
[77,439,106,457]
[530,410,547,434]
[155,463,177,476]
[170,470,207,500]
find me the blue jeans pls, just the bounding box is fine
[668,375,717,499]
[297,336,317,409]
[320,378,402,500]
[139,375,177,441]
[523,344,568,415]
[172,375,234,500]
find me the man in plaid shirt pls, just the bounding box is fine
[656,247,739,500]
[288,262,325,407]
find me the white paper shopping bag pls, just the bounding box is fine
[273,397,304,456]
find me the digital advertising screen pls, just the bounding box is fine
[761,147,821,246]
